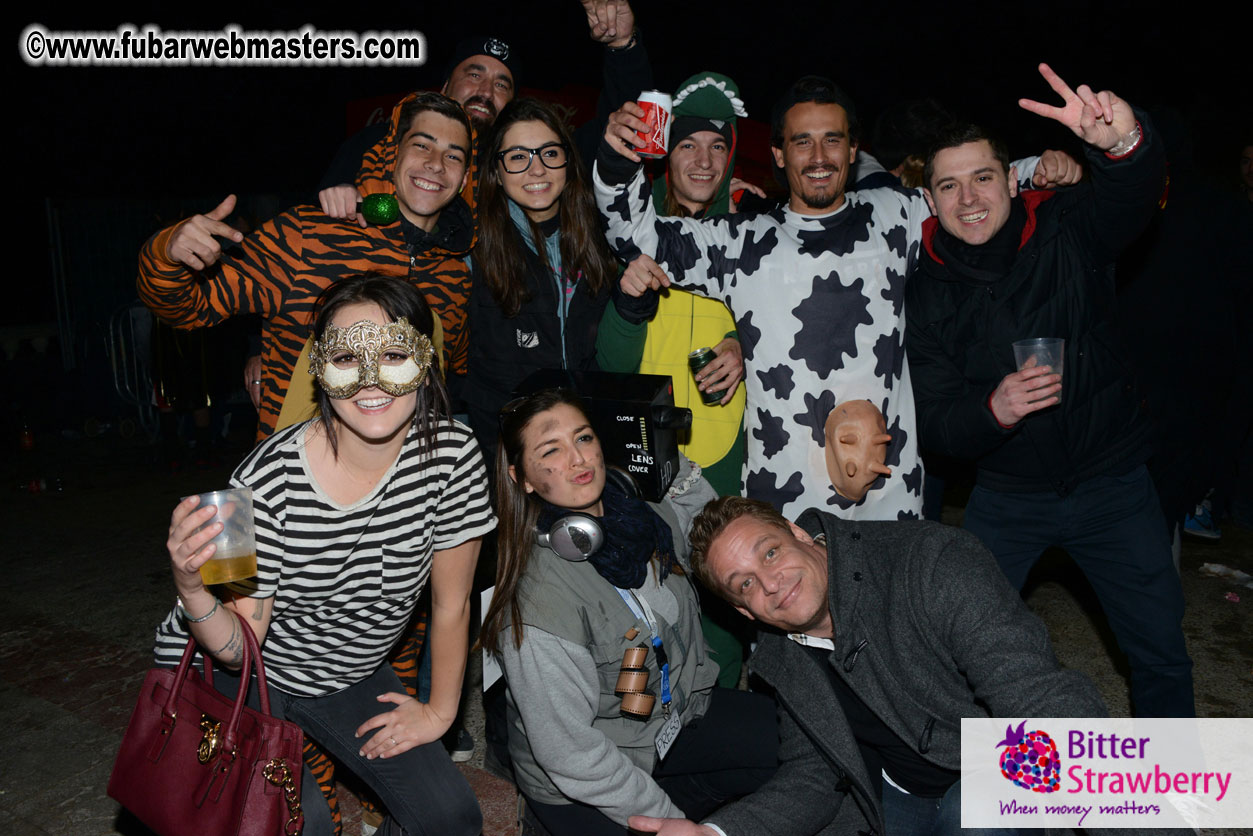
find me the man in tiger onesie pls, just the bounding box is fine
[138,91,476,441]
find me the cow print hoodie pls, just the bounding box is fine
[595,155,926,520]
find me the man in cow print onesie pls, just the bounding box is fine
[596,76,927,520]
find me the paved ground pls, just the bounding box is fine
[2,428,1249,835]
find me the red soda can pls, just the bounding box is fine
[635,91,672,159]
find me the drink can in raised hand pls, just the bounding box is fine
[635,91,673,158]
[688,347,725,406]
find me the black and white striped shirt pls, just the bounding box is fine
[154,418,496,697]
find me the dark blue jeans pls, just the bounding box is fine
[212,662,480,836]
[881,779,1020,836]
[963,464,1194,717]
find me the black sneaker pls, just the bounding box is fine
[445,726,474,763]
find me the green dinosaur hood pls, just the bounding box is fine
[651,71,747,218]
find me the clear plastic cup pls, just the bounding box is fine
[184,487,257,585]
[1013,338,1065,404]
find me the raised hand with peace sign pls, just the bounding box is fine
[1018,63,1139,154]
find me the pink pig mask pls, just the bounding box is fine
[823,399,893,501]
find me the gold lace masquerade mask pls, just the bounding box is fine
[308,317,434,399]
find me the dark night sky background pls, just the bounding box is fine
[10,0,1245,328]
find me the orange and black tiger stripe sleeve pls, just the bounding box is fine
[138,210,310,440]
[137,213,296,329]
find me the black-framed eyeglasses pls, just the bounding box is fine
[497,143,569,174]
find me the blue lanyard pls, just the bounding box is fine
[652,635,671,710]
[616,587,672,711]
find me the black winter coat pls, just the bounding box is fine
[905,115,1166,495]
[464,234,610,456]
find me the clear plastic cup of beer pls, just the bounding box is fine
[183,487,257,585]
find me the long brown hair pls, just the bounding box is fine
[479,388,593,653]
[475,98,616,317]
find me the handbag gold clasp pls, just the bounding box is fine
[197,714,222,764]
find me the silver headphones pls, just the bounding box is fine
[534,468,639,561]
[535,512,605,562]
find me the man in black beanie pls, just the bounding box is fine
[439,33,520,131]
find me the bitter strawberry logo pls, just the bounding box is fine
[996,720,1061,793]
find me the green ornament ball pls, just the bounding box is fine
[360,193,400,225]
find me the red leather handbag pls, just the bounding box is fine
[108,611,304,836]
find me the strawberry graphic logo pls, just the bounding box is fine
[995,720,1061,793]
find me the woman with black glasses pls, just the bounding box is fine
[464,98,625,460]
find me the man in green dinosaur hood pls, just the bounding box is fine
[602,71,752,499]
[599,71,756,689]
[651,72,744,219]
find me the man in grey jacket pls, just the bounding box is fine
[629,496,1105,836]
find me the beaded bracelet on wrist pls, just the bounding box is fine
[607,30,637,52]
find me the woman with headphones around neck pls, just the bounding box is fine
[479,388,777,835]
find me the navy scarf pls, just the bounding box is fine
[536,479,676,589]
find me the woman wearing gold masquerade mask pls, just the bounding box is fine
[155,274,495,835]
